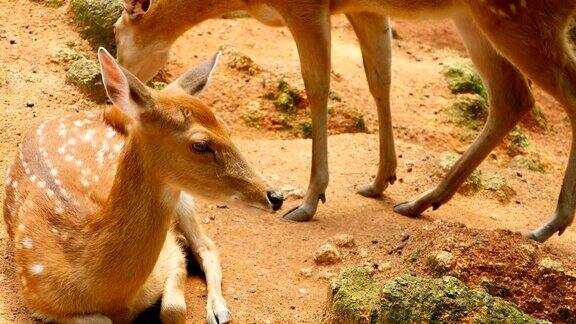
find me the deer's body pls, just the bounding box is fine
[3,49,281,323]
[4,112,180,322]
[116,0,576,242]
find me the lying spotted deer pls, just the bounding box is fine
[2,48,283,323]
[114,0,576,242]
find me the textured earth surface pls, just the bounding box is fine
[0,1,575,323]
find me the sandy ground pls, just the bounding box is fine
[0,0,575,323]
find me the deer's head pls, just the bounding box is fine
[98,48,283,212]
[114,0,244,82]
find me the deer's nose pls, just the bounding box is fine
[267,191,284,211]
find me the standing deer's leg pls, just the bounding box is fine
[176,193,231,324]
[458,8,576,242]
[346,14,397,198]
[38,315,112,324]
[280,8,332,221]
[394,15,535,216]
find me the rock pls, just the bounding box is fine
[52,46,85,64]
[313,243,342,265]
[328,234,356,248]
[298,288,308,296]
[299,267,313,278]
[26,101,35,108]
[509,155,546,174]
[326,268,550,324]
[318,270,337,281]
[447,94,488,130]
[66,58,106,101]
[427,251,455,276]
[435,152,482,195]
[538,258,564,272]
[220,44,261,75]
[70,0,123,51]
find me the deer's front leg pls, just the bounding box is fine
[281,8,331,222]
[175,193,231,324]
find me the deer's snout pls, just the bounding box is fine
[267,191,284,211]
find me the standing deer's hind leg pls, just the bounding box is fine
[346,13,397,198]
[460,6,576,241]
[281,8,332,221]
[394,15,534,216]
[175,193,231,324]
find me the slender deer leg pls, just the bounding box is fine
[175,193,231,324]
[160,247,187,324]
[459,11,576,242]
[280,8,332,221]
[394,14,534,216]
[346,14,397,198]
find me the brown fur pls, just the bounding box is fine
[2,50,275,323]
[115,0,576,241]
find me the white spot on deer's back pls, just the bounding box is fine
[30,263,44,275]
[37,181,46,189]
[17,224,25,232]
[58,128,67,137]
[11,181,19,189]
[64,155,74,162]
[50,168,58,177]
[22,237,33,249]
[113,143,124,154]
[83,129,96,142]
[106,128,116,139]
[54,203,65,215]
[73,120,84,128]
[57,146,66,155]
[81,179,90,188]
[67,138,77,146]
[75,160,83,167]
[29,175,37,183]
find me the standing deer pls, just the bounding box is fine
[2,48,283,324]
[114,0,576,242]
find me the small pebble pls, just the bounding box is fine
[26,101,34,108]
[9,39,16,45]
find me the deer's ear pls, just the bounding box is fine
[169,52,220,96]
[98,47,153,120]
[124,0,152,20]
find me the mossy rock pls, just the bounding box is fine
[510,156,546,174]
[326,268,550,324]
[66,58,105,101]
[436,152,483,195]
[444,61,488,101]
[70,0,123,52]
[447,94,488,131]
[328,268,380,324]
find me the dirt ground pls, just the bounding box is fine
[1,0,575,323]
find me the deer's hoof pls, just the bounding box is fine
[283,205,314,222]
[394,201,424,217]
[207,309,231,324]
[356,183,385,198]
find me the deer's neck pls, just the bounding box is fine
[155,0,248,37]
[84,134,178,295]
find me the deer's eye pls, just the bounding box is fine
[192,141,211,153]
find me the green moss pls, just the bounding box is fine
[448,94,488,131]
[353,112,368,133]
[444,61,488,101]
[509,126,530,150]
[299,120,313,139]
[379,275,548,324]
[510,156,546,174]
[329,90,343,102]
[530,105,548,130]
[330,268,380,323]
[70,0,123,52]
[266,77,302,114]
[437,152,482,195]
[407,249,421,263]
[329,271,549,323]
